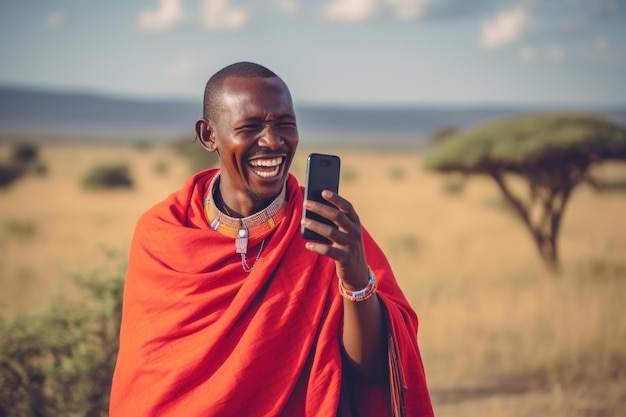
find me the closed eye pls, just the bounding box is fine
[236,124,263,132]
[276,117,297,129]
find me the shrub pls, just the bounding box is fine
[441,175,467,196]
[2,219,37,239]
[153,160,169,176]
[483,193,510,211]
[0,143,47,188]
[341,167,358,183]
[0,163,23,189]
[0,269,124,417]
[387,233,420,254]
[82,163,134,190]
[389,166,406,182]
[11,143,39,166]
[31,162,48,177]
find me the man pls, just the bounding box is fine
[110,62,433,416]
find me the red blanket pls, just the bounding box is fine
[110,170,433,417]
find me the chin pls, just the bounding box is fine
[253,181,287,203]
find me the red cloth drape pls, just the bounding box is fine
[109,170,433,417]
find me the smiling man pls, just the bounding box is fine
[109,62,433,417]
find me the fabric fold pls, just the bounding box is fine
[110,169,433,417]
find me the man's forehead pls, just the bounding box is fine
[221,75,283,94]
[217,76,293,115]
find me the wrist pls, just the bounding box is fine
[338,267,377,302]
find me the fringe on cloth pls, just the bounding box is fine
[388,333,407,417]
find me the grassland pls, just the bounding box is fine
[1,143,625,416]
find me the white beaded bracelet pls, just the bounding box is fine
[338,268,377,302]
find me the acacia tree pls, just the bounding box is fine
[424,112,626,273]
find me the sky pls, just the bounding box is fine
[1,0,625,107]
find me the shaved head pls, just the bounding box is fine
[202,62,280,121]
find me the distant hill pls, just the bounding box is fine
[1,85,625,147]
[0,86,199,142]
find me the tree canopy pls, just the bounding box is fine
[424,112,626,273]
[424,112,626,175]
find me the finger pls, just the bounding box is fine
[304,239,353,262]
[303,200,357,234]
[301,217,350,246]
[303,199,343,222]
[305,237,360,266]
[321,190,360,223]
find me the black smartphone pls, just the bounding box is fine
[301,153,341,243]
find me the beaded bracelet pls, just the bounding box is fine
[338,268,378,302]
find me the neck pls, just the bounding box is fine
[204,174,288,239]
[214,178,278,218]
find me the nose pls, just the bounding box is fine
[258,124,284,150]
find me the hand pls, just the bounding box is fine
[301,190,369,290]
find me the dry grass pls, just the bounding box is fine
[1,143,625,416]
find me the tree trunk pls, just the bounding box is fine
[534,232,559,274]
[490,171,573,275]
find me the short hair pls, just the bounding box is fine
[202,62,279,120]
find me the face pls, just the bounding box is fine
[196,76,299,216]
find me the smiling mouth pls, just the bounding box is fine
[248,156,284,178]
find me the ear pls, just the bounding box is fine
[195,118,217,152]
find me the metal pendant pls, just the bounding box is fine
[236,228,248,254]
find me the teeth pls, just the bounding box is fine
[253,166,280,178]
[249,157,283,178]
[249,157,283,167]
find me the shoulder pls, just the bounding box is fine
[137,169,219,229]
[286,173,304,205]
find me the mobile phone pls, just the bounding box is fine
[301,153,341,243]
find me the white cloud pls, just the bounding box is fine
[323,0,378,23]
[201,0,248,30]
[386,0,430,20]
[138,0,184,32]
[44,12,67,29]
[274,0,298,16]
[481,7,528,49]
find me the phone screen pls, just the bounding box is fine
[301,153,341,243]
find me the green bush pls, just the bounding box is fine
[0,269,124,417]
[2,219,38,239]
[341,167,358,183]
[387,233,420,254]
[82,164,134,190]
[0,143,47,188]
[389,166,406,181]
[441,175,467,196]
[153,160,169,176]
[11,143,39,166]
[0,163,24,188]
[11,143,39,165]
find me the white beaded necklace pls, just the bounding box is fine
[203,174,287,272]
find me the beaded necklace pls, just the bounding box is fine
[203,174,287,272]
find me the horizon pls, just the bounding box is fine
[1,83,625,111]
[2,84,625,148]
